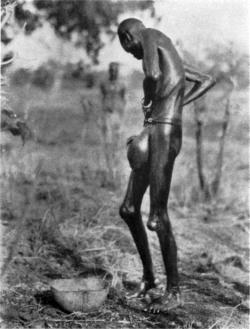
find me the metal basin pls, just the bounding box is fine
[51,275,110,313]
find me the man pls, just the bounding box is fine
[118,18,216,312]
[100,62,126,182]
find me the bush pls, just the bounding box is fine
[61,65,105,89]
[31,65,54,89]
[85,70,106,89]
[85,72,95,88]
[11,68,31,85]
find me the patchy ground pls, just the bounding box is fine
[0,83,249,328]
[1,173,249,329]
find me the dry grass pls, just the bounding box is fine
[1,2,248,327]
[0,77,249,328]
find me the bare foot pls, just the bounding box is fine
[146,290,183,314]
[127,279,157,300]
[126,282,162,312]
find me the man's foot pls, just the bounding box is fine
[127,278,157,299]
[146,290,183,314]
[126,280,161,312]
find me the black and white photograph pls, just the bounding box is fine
[1,0,249,328]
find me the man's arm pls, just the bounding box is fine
[142,33,161,106]
[183,64,216,106]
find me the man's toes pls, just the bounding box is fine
[147,304,161,314]
[153,308,160,314]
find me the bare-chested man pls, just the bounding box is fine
[118,18,216,312]
[100,62,126,181]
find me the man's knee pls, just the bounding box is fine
[119,203,136,224]
[147,212,171,232]
[147,214,161,231]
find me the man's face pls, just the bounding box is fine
[131,45,143,60]
[120,35,143,60]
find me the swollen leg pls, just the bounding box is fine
[146,211,181,313]
[120,170,156,293]
[147,156,182,312]
[157,212,179,290]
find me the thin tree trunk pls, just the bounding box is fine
[211,98,230,196]
[194,103,210,201]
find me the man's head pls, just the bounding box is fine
[118,18,145,59]
[109,62,119,81]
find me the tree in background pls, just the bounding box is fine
[177,39,249,91]
[193,86,233,204]
[179,42,242,206]
[1,1,32,146]
[11,0,155,64]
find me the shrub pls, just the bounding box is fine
[11,68,31,85]
[31,65,54,89]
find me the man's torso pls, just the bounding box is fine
[142,29,185,122]
[100,80,125,114]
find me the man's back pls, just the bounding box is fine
[141,28,185,101]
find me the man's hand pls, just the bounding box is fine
[141,98,152,115]
[142,98,152,109]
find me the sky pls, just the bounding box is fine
[6,0,250,73]
[155,0,249,50]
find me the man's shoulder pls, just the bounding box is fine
[142,28,171,44]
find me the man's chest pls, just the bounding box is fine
[104,83,123,96]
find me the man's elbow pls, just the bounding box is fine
[203,75,216,90]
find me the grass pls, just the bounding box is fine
[0,77,249,328]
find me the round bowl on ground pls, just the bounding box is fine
[50,272,111,313]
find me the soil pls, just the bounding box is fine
[1,178,249,329]
[1,84,249,329]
